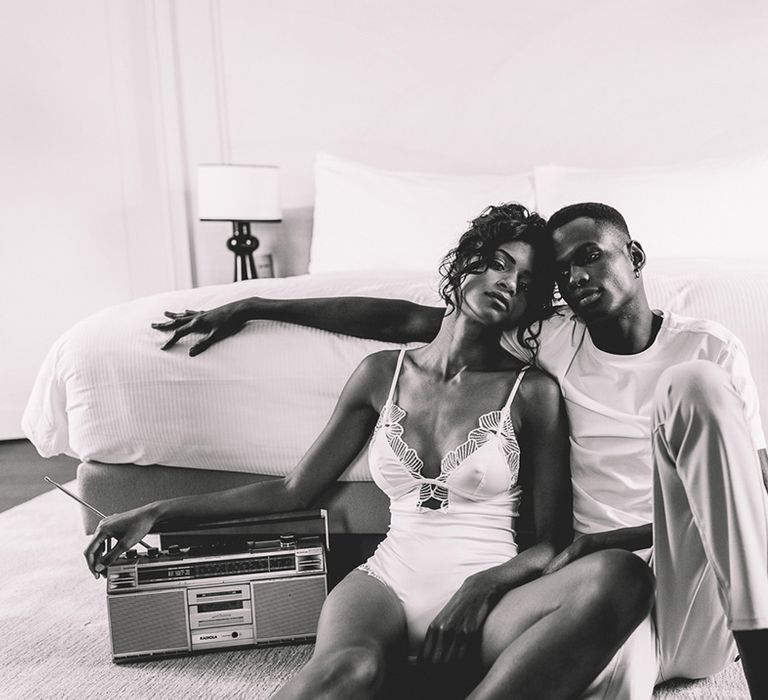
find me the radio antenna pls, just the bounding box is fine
[44,476,151,549]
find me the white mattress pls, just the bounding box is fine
[23,262,768,481]
[23,271,441,481]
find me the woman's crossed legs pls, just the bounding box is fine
[273,550,654,700]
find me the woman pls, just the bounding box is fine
[86,204,653,699]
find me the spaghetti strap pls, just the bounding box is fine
[385,349,408,406]
[497,366,529,432]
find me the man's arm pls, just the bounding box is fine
[546,447,768,574]
[585,524,652,552]
[543,524,652,575]
[153,296,445,355]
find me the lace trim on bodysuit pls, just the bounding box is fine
[372,400,521,511]
[372,404,424,481]
[358,562,389,586]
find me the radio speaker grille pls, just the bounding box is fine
[108,590,189,655]
[252,576,326,640]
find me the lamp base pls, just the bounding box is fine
[227,221,260,281]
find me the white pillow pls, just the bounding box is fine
[310,153,536,273]
[534,154,768,258]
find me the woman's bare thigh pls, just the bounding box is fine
[313,569,409,657]
[480,550,651,666]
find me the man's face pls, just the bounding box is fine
[551,217,639,322]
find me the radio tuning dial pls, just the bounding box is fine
[279,534,296,549]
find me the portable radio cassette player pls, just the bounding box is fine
[103,510,329,663]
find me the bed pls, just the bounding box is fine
[23,152,768,566]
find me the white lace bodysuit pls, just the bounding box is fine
[360,349,527,653]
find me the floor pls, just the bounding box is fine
[0,439,749,697]
[0,438,79,512]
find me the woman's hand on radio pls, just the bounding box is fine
[84,506,157,578]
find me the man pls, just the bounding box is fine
[155,202,768,698]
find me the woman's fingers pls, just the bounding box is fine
[189,330,219,356]
[84,531,109,577]
[420,625,455,665]
[164,310,199,319]
[151,310,200,331]
[84,530,138,578]
[161,322,200,350]
[101,536,135,570]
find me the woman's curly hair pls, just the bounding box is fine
[438,203,557,358]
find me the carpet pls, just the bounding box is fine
[0,485,750,699]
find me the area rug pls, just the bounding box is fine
[0,485,749,699]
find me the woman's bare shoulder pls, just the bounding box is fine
[352,349,403,402]
[516,366,562,405]
[357,348,402,375]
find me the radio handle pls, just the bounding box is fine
[150,508,331,551]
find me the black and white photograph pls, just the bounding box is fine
[2,1,768,698]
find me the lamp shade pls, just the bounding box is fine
[198,164,282,221]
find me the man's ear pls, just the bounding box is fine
[629,240,647,272]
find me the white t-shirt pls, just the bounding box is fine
[502,310,766,535]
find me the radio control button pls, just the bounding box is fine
[125,549,138,560]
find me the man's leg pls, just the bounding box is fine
[578,613,657,700]
[652,360,768,692]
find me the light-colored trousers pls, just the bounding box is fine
[583,360,768,699]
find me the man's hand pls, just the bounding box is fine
[419,574,497,666]
[542,535,596,576]
[151,300,253,355]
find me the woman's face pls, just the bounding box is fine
[459,240,536,330]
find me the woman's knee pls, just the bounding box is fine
[311,645,386,697]
[577,550,655,628]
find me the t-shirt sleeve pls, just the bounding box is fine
[718,339,767,451]
[500,329,534,364]
[501,311,579,373]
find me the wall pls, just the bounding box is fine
[4,0,767,439]
[1,1,190,438]
[174,0,768,285]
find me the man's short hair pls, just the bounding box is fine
[546,202,630,241]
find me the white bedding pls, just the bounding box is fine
[23,263,768,481]
[23,271,441,481]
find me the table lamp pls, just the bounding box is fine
[198,164,282,281]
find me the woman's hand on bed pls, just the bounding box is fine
[152,300,252,355]
[83,505,158,578]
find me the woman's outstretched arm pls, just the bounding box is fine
[153,296,445,355]
[83,351,393,575]
[419,371,572,665]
